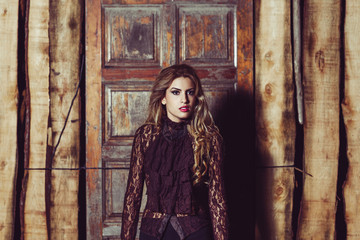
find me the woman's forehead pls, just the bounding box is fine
[168,77,195,89]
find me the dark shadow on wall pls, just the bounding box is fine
[14,0,26,239]
[78,0,86,238]
[214,90,255,240]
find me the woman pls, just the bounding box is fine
[121,64,228,240]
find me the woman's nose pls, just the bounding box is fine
[181,93,189,103]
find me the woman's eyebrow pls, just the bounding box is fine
[169,87,195,91]
[170,87,181,91]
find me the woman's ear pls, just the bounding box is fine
[161,97,166,105]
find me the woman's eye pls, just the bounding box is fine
[171,90,180,95]
[187,90,195,95]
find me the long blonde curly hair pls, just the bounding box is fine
[146,64,219,185]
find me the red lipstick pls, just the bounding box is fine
[179,106,190,112]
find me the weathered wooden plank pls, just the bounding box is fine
[297,1,340,239]
[23,0,50,239]
[162,3,176,67]
[293,0,303,125]
[254,0,295,239]
[0,0,19,239]
[102,67,236,82]
[342,1,360,239]
[86,0,103,239]
[102,0,166,4]
[48,0,82,239]
[237,0,253,94]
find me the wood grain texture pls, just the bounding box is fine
[297,1,340,239]
[86,0,103,239]
[48,0,82,239]
[178,5,234,66]
[24,0,50,239]
[0,0,19,239]
[103,6,161,67]
[254,0,295,239]
[292,0,303,125]
[237,0,253,95]
[342,1,360,239]
[161,3,176,67]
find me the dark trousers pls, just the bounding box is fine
[139,223,212,240]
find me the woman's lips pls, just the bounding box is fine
[179,106,190,112]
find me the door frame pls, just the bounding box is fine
[85,0,253,239]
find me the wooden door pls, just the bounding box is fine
[86,0,253,239]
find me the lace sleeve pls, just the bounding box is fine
[121,127,145,240]
[208,132,229,240]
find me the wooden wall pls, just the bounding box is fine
[0,1,19,239]
[255,0,358,239]
[1,0,360,239]
[4,0,82,239]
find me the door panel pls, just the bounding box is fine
[86,0,253,239]
[104,85,151,143]
[178,5,235,66]
[103,5,161,67]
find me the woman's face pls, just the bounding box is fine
[161,77,196,122]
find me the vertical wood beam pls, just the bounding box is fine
[23,0,50,239]
[293,0,303,125]
[86,0,103,239]
[0,0,19,239]
[254,0,295,239]
[297,1,341,239]
[342,1,360,239]
[48,0,82,239]
[237,0,254,95]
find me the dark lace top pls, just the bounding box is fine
[120,117,228,240]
